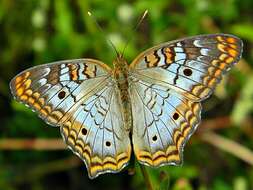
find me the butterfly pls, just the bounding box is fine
[10,34,243,179]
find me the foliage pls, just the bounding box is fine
[0,0,252,189]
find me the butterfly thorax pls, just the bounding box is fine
[112,55,129,86]
[113,55,132,132]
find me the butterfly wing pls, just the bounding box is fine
[129,34,243,166]
[10,59,131,178]
[61,85,131,178]
[10,59,111,126]
[130,34,243,101]
[130,79,201,166]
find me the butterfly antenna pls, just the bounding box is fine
[122,10,148,56]
[88,11,119,56]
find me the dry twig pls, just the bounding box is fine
[200,131,253,165]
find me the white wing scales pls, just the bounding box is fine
[130,34,243,101]
[61,84,131,178]
[130,77,201,166]
[10,59,131,179]
[129,34,243,167]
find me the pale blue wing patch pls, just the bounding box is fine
[61,84,131,179]
[10,59,111,126]
[10,59,131,179]
[130,77,201,167]
[130,34,243,101]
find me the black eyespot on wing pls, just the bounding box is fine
[152,135,157,141]
[106,141,111,147]
[173,112,179,120]
[58,91,66,99]
[81,128,87,135]
[183,68,192,76]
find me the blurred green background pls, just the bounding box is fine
[0,0,253,189]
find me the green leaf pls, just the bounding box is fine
[233,176,248,190]
[231,75,253,124]
[231,24,253,42]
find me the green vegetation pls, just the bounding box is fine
[0,0,253,189]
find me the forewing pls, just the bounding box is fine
[130,34,243,101]
[10,59,111,126]
[130,78,201,166]
[10,59,131,178]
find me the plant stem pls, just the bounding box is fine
[139,164,153,190]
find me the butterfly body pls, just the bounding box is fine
[10,34,243,178]
[113,55,133,132]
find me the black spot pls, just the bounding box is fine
[183,68,192,76]
[81,128,87,135]
[106,141,111,147]
[152,135,157,141]
[58,91,66,99]
[173,112,179,120]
